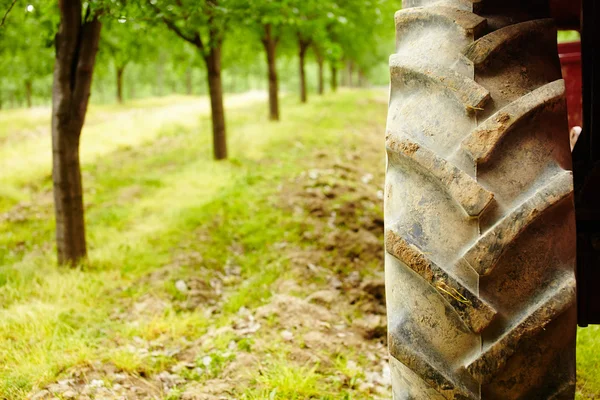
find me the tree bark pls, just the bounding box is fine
[331,64,338,92]
[205,45,227,160]
[116,65,125,103]
[262,24,279,121]
[298,37,310,103]
[51,0,101,265]
[25,80,32,108]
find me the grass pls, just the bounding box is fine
[577,326,600,399]
[0,90,385,398]
[0,90,599,399]
[248,360,323,399]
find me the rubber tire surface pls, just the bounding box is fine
[384,1,576,399]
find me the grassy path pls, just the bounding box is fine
[0,91,598,399]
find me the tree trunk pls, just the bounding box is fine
[230,73,236,93]
[156,54,165,96]
[358,69,364,87]
[25,80,32,108]
[347,60,354,87]
[331,65,338,93]
[298,37,310,103]
[317,60,324,95]
[316,55,324,95]
[313,45,324,95]
[116,65,125,103]
[262,24,279,121]
[51,1,101,265]
[186,66,193,95]
[205,46,227,160]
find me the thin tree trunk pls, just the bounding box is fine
[298,37,310,103]
[358,69,364,87]
[116,65,125,103]
[205,46,227,160]
[230,73,236,93]
[347,60,354,87]
[52,1,101,265]
[313,45,324,95]
[186,66,193,95]
[262,24,279,121]
[157,54,165,96]
[153,0,226,159]
[317,58,324,95]
[331,64,338,92]
[25,80,32,108]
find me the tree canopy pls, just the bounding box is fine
[1,0,397,109]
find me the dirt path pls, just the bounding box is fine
[1,91,268,145]
[0,91,268,187]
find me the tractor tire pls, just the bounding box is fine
[384,1,576,399]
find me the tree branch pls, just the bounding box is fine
[298,32,312,54]
[147,1,204,52]
[72,12,101,131]
[0,0,17,28]
[206,0,224,50]
[54,0,83,101]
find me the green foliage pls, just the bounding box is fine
[558,30,580,43]
[0,0,399,107]
[99,16,154,70]
[0,1,56,106]
[138,0,247,56]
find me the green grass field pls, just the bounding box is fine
[0,90,598,399]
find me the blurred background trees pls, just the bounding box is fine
[1,0,397,110]
[0,0,55,109]
[0,0,398,265]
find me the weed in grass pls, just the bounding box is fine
[245,360,324,399]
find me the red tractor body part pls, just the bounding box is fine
[559,41,582,130]
[544,0,600,327]
[550,0,581,29]
[571,0,600,326]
